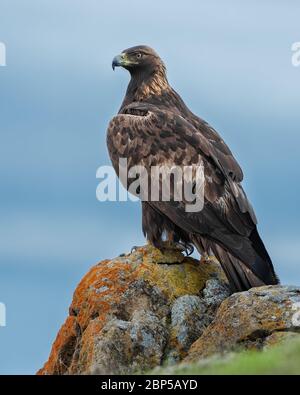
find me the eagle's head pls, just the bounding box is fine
[112,45,165,76]
[112,45,169,102]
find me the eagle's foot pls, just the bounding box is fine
[200,253,218,264]
[162,241,194,256]
[130,246,140,254]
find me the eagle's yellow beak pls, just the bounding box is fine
[112,53,127,70]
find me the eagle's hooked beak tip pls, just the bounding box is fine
[112,54,124,71]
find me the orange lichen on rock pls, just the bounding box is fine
[70,259,136,331]
[38,257,142,374]
[37,316,78,375]
[38,244,300,375]
[38,244,227,375]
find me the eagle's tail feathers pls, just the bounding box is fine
[207,243,278,292]
[211,243,268,292]
[249,227,279,284]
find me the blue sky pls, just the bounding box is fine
[0,0,299,374]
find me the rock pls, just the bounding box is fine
[186,285,300,362]
[171,295,207,353]
[203,278,231,308]
[37,244,227,375]
[263,331,300,349]
[38,244,300,375]
[169,279,231,360]
[90,310,168,375]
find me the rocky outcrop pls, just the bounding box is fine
[186,285,300,362]
[38,244,300,375]
[38,244,228,375]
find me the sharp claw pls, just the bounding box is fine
[162,241,194,256]
[130,246,139,253]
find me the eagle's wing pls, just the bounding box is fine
[170,88,244,183]
[107,102,254,228]
[107,102,277,288]
[190,115,244,182]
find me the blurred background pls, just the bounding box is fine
[0,0,299,374]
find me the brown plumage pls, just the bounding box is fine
[107,45,279,292]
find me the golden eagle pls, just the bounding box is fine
[107,45,278,292]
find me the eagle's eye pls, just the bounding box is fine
[136,52,142,59]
